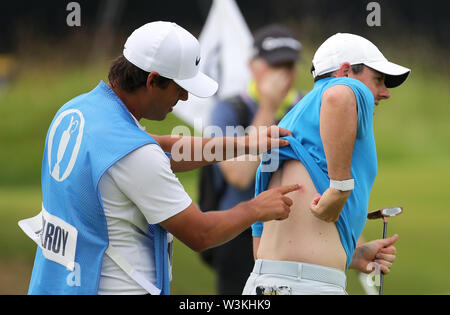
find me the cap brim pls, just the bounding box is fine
[263,50,300,66]
[174,71,218,98]
[365,60,411,88]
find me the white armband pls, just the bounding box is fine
[330,179,354,191]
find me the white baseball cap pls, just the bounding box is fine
[312,33,410,88]
[123,21,218,98]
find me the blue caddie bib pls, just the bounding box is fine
[19,81,171,294]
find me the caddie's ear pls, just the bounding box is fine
[146,72,160,89]
[335,62,352,78]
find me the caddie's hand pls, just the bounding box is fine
[250,184,301,222]
[309,188,350,222]
[246,125,292,155]
[350,234,399,274]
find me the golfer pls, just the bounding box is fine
[243,33,410,295]
[19,21,299,295]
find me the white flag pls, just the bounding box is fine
[173,0,253,133]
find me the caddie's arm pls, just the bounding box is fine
[219,68,293,190]
[218,123,273,190]
[151,126,291,173]
[309,85,357,222]
[160,184,300,252]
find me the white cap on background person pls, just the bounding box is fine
[312,33,410,88]
[123,21,219,98]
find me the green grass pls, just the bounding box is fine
[347,159,450,294]
[1,57,449,294]
[0,62,110,187]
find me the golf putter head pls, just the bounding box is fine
[367,206,403,296]
[367,207,403,220]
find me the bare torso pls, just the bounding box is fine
[257,160,347,271]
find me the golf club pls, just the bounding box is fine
[367,207,403,295]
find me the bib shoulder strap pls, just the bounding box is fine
[105,245,162,295]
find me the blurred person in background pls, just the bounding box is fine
[198,24,303,295]
[0,54,16,93]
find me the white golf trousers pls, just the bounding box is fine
[242,260,348,295]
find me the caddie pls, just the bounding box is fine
[19,21,299,295]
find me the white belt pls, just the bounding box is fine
[253,260,347,289]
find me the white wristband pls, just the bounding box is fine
[330,179,354,191]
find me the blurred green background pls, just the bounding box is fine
[1,45,449,294]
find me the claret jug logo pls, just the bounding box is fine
[48,110,85,182]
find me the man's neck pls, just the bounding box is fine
[108,82,142,121]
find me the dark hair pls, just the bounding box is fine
[311,63,365,82]
[108,55,172,92]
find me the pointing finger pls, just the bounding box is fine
[278,184,301,195]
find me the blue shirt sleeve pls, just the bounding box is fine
[344,79,375,139]
[322,78,375,139]
[252,221,264,237]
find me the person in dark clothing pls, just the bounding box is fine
[204,24,304,294]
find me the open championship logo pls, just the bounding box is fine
[48,110,85,182]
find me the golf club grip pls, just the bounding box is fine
[379,272,384,295]
[382,223,387,239]
[380,222,387,295]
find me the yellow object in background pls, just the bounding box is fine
[0,54,16,76]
